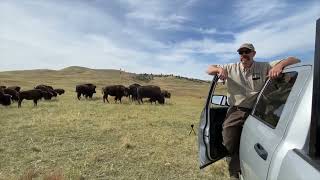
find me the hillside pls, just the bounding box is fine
[0,66,224,98]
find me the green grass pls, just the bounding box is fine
[0,67,228,180]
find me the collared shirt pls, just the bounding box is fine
[221,60,282,108]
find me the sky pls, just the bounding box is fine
[0,0,319,80]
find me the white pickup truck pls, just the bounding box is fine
[198,18,320,180]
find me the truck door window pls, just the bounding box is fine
[253,72,298,128]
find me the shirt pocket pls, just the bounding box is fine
[252,73,265,91]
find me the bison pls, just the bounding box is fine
[18,89,51,108]
[128,83,141,101]
[7,86,21,92]
[76,84,96,100]
[137,85,165,104]
[102,85,129,103]
[148,90,170,104]
[35,85,57,99]
[0,91,11,106]
[161,90,171,98]
[3,88,19,102]
[35,84,53,90]
[54,88,65,95]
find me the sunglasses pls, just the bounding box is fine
[238,49,252,55]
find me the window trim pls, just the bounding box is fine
[250,114,277,129]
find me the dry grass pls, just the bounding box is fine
[0,67,228,179]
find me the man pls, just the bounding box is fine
[206,43,300,179]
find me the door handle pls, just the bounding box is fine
[254,143,268,160]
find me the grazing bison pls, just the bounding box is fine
[148,97,157,104]
[161,90,171,98]
[3,88,19,102]
[102,85,129,103]
[76,84,96,100]
[137,85,165,104]
[35,84,53,90]
[0,86,6,89]
[0,91,11,106]
[18,89,50,108]
[54,88,65,95]
[49,89,57,97]
[35,85,57,99]
[128,83,141,101]
[7,86,21,92]
[149,90,170,104]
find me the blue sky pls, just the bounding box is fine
[0,0,319,80]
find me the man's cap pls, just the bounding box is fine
[237,43,255,52]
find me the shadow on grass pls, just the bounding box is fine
[75,97,102,101]
[43,98,59,102]
[102,100,131,105]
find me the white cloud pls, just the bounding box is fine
[234,0,287,24]
[0,0,319,80]
[126,12,189,30]
[173,38,236,55]
[171,2,320,62]
[0,0,207,78]
[234,4,320,59]
[122,0,191,30]
[197,28,217,34]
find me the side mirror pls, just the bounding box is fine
[211,95,228,106]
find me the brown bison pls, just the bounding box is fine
[3,88,19,102]
[76,84,96,100]
[149,90,171,104]
[0,91,11,106]
[54,88,65,95]
[0,86,6,89]
[7,86,21,92]
[35,85,57,99]
[162,90,171,98]
[18,89,51,107]
[128,83,141,101]
[102,85,129,103]
[35,84,53,90]
[137,85,165,104]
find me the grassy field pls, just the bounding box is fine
[0,67,228,180]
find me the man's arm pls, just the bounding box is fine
[206,65,228,80]
[269,56,301,79]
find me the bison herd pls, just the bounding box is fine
[0,85,65,107]
[77,83,171,104]
[0,83,171,107]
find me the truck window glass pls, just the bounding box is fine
[253,72,298,128]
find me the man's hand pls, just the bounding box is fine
[217,68,228,80]
[206,65,228,80]
[268,65,283,79]
[268,56,300,79]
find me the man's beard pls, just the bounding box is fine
[240,55,252,68]
[241,55,250,61]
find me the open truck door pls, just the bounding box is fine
[198,75,229,169]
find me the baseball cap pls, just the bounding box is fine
[237,43,255,52]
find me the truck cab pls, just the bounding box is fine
[198,18,320,180]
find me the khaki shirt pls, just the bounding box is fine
[221,60,281,108]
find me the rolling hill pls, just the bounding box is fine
[0,66,219,98]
